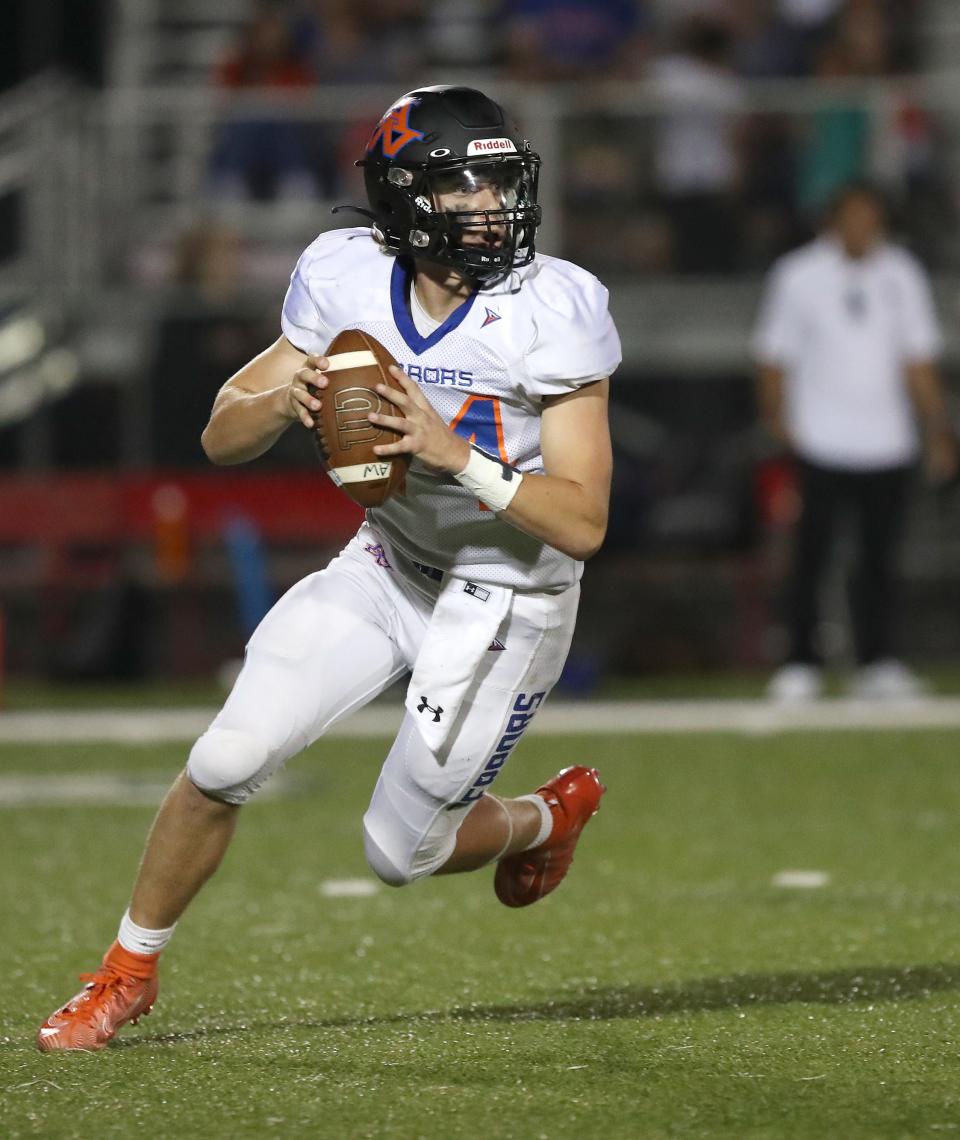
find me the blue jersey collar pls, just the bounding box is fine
[390,258,479,356]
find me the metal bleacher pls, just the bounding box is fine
[110,0,252,89]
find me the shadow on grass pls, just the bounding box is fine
[453,962,960,1022]
[116,962,960,1047]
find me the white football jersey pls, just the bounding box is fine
[281,228,621,591]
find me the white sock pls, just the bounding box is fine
[516,793,554,851]
[117,909,176,956]
[487,795,514,862]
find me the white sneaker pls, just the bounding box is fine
[767,663,823,703]
[848,659,926,701]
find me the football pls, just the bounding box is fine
[311,329,409,508]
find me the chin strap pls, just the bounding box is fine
[332,206,515,288]
[331,204,379,222]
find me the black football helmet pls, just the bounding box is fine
[342,85,542,287]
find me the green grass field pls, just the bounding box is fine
[4,729,960,1138]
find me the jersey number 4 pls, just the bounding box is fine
[449,395,508,462]
[449,395,509,512]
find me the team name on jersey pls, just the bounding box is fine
[402,363,474,388]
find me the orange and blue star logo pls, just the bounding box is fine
[481,308,501,328]
[366,99,425,159]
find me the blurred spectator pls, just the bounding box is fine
[210,1,316,201]
[651,17,746,273]
[290,0,431,193]
[562,126,660,273]
[728,0,805,77]
[835,0,890,75]
[148,222,266,465]
[752,183,958,701]
[296,0,428,82]
[777,0,842,19]
[171,223,245,305]
[738,111,803,268]
[425,0,499,70]
[652,0,915,78]
[502,0,650,81]
[881,0,924,73]
[647,0,728,34]
[776,0,843,30]
[874,92,953,267]
[795,38,870,217]
[775,0,843,70]
[215,3,311,89]
[775,0,908,75]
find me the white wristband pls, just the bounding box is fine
[454,446,523,513]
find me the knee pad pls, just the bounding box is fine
[187,727,272,805]
[362,822,411,888]
[362,808,458,888]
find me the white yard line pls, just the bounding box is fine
[319,879,381,898]
[2,697,960,744]
[771,870,831,889]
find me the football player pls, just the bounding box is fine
[38,85,621,1051]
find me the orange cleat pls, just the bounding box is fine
[37,942,159,1052]
[494,765,606,908]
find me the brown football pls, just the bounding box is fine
[311,329,409,508]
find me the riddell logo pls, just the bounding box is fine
[467,138,517,155]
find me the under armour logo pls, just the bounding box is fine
[417,696,443,723]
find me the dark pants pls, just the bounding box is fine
[785,459,913,666]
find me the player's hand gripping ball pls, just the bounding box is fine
[309,330,410,507]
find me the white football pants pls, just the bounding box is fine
[186,524,579,885]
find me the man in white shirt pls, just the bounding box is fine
[752,181,957,701]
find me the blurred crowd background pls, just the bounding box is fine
[1,0,958,688]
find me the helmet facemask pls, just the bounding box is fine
[367,153,542,287]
